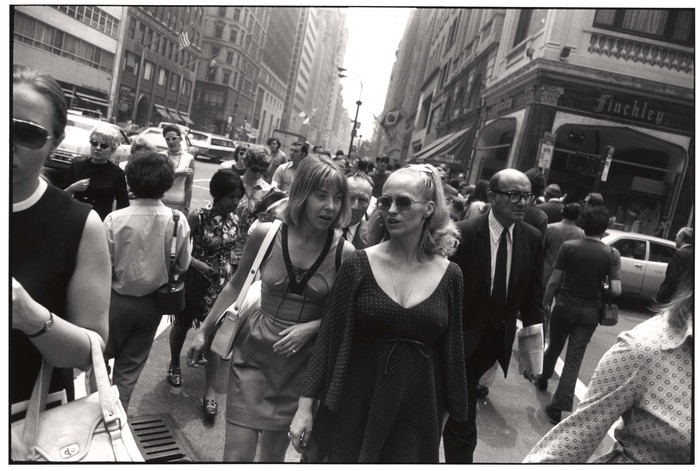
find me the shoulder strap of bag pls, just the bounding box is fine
[21,329,125,459]
[223,219,282,320]
[167,210,180,287]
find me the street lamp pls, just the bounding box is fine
[338,67,363,160]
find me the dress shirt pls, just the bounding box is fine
[343,220,361,243]
[488,211,514,295]
[105,199,191,297]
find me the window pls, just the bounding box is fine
[219,6,227,17]
[54,5,120,38]
[233,8,241,21]
[170,73,179,91]
[227,51,234,64]
[158,67,167,87]
[593,9,693,46]
[222,71,231,86]
[611,239,646,260]
[215,24,223,39]
[182,79,192,97]
[143,61,153,80]
[649,243,676,263]
[122,51,139,74]
[513,10,533,46]
[230,29,238,44]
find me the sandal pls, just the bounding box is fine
[203,397,217,417]
[167,368,181,387]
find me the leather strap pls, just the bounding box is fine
[217,219,282,325]
[21,329,126,459]
[167,210,180,289]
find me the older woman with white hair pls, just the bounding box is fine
[62,124,129,220]
[290,163,469,462]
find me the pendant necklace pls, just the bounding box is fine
[385,249,422,308]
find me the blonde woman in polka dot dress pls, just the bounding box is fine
[289,164,468,463]
[524,273,692,463]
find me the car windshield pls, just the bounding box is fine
[189,132,208,142]
[66,120,97,131]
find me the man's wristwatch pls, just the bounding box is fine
[27,310,54,338]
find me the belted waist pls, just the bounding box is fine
[383,338,429,374]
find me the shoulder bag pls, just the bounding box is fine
[156,209,186,314]
[599,246,619,326]
[210,219,282,358]
[11,329,143,462]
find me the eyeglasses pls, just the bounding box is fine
[376,195,427,212]
[89,140,111,149]
[493,190,535,204]
[165,137,180,142]
[13,118,53,149]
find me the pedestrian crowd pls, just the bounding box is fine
[11,65,692,463]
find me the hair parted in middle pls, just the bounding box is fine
[282,153,351,230]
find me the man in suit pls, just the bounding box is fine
[341,173,374,249]
[443,168,545,463]
[523,168,548,240]
[538,183,565,224]
[656,227,693,303]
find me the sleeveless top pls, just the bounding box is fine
[162,150,194,208]
[12,184,91,403]
[260,224,344,323]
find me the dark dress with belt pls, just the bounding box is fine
[299,251,468,463]
[12,184,91,404]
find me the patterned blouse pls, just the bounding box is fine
[524,310,692,463]
[231,177,273,265]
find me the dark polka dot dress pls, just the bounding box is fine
[523,310,692,463]
[300,251,468,463]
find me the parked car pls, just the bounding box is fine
[135,127,194,154]
[601,229,677,300]
[43,111,130,186]
[188,131,237,163]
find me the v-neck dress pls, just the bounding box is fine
[299,250,468,463]
[226,224,343,431]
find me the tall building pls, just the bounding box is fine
[115,7,204,126]
[255,7,299,143]
[191,6,268,138]
[13,5,127,120]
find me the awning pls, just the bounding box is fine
[178,112,194,126]
[154,104,173,120]
[411,127,475,165]
[74,91,109,107]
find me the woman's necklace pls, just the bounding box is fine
[385,249,422,308]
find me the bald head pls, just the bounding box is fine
[347,174,373,225]
[488,169,532,226]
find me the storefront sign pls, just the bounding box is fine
[593,93,664,126]
[601,145,614,182]
[537,132,556,169]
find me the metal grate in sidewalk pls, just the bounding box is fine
[129,413,196,462]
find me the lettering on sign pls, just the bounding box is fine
[593,93,665,125]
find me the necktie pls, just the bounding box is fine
[342,226,350,241]
[490,228,508,330]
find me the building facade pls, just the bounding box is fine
[13,5,127,120]
[116,6,204,127]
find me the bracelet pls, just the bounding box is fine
[26,310,54,338]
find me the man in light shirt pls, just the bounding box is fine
[272,140,307,193]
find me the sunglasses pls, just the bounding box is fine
[250,165,269,174]
[89,140,111,149]
[376,195,427,212]
[13,118,53,149]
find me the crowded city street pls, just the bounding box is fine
[11,6,693,464]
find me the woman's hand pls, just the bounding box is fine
[66,178,90,194]
[289,399,315,453]
[273,320,319,358]
[12,277,48,335]
[193,259,217,277]
[186,330,209,367]
[175,168,194,177]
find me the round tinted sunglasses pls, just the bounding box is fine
[376,195,427,212]
[89,140,111,149]
[13,118,54,149]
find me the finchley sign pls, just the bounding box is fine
[593,93,665,125]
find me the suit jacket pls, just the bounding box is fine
[344,219,369,250]
[523,205,548,241]
[538,200,564,224]
[451,212,544,376]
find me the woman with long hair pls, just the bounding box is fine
[187,154,354,462]
[289,164,468,462]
